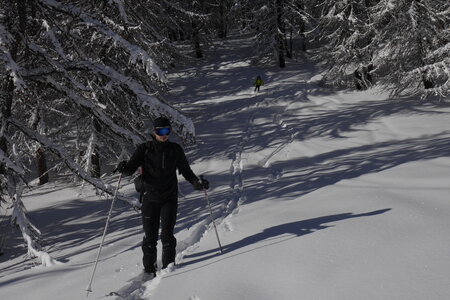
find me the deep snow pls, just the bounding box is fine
[1,33,450,300]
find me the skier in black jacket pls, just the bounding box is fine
[116,117,209,275]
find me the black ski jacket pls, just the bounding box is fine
[121,138,198,203]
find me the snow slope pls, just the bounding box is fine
[1,33,450,300]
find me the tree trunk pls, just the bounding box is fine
[354,64,374,90]
[290,28,294,57]
[367,64,374,85]
[286,28,293,59]
[354,68,364,90]
[91,150,100,178]
[192,20,203,58]
[0,69,15,176]
[276,0,286,68]
[423,75,434,89]
[278,50,286,68]
[217,1,227,39]
[300,21,307,52]
[29,104,50,185]
[29,110,49,185]
[36,148,49,185]
[90,118,102,178]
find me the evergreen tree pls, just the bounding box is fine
[315,0,376,89]
[214,0,234,38]
[0,0,194,265]
[370,0,449,96]
[239,0,309,68]
[314,0,449,97]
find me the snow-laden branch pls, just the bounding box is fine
[10,188,62,266]
[45,77,145,146]
[5,146,61,267]
[0,24,26,91]
[83,128,96,177]
[41,19,67,60]
[40,0,166,82]
[0,24,13,46]
[424,82,449,97]
[426,43,450,60]
[78,61,196,142]
[111,0,129,24]
[7,118,140,208]
[0,148,25,175]
[162,0,210,18]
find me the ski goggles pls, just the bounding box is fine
[155,127,171,136]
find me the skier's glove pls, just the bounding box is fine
[193,176,209,191]
[193,180,203,191]
[114,160,128,173]
[200,177,210,190]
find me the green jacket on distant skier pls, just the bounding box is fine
[254,76,264,87]
[254,75,264,92]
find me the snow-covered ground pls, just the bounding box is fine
[1,33,450,300]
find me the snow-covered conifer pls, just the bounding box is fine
[314,0,449,97]
[0,0,193,265]
[370,0,449,97]
[237,0,310,67]
[314,0,376,89]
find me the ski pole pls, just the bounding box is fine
[200,176,223,254]
[86,174,123,297]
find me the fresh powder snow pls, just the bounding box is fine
[1,33,449,300]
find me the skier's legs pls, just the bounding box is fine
[160,199,178,268]
[142,202,161,273]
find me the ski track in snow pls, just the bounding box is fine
[176,91,307,264]
[257,109,299,170]
[226,93,287,215]
[227,111,252,215]
[177,97,261,260]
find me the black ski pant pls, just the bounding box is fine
[141,199,177,273]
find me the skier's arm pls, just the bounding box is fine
[120,143,146,176]
[175,144,198,184]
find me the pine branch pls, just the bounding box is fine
[7,118,140,208]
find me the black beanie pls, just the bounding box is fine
[153,117,171,128]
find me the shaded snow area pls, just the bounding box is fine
[1,33,450,300]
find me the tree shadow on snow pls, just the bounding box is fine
[183,131,450,223]
[176,209,391,271]
[0,189,142,275]
[188,96,449,164]
[172,128,450,262]
[244,132,450,204]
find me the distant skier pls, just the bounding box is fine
[254,75,264,92]
[116,117,209,276]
